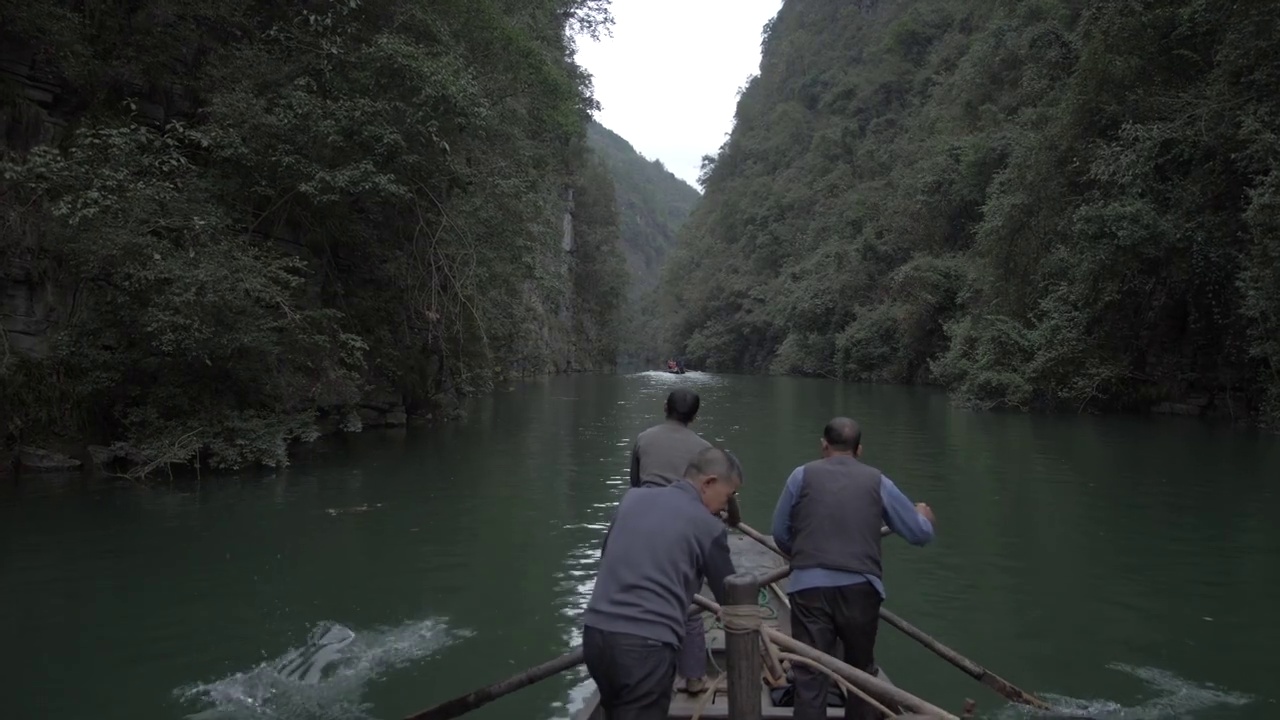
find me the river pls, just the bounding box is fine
[1,372,1277,720]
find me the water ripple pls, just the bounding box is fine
[994,664,1255,719]
[173,618,468,720]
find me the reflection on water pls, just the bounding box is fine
[175,618,469,720]
[2,373,1277,720]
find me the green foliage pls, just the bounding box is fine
[585,121,701,365]
[659,0,1280,426]
[569,155,629,367]
[586,122,700,294]
[3,120,367,469]
[0,0,625,470]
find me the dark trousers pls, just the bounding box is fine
[583,626,678,720]
[678,609,707,679]
[790,583,883,720]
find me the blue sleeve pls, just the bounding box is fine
[880,475,934,546]
[770,466,805,556]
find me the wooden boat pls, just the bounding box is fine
[573,532,906,719]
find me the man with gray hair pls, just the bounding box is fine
[771,417,935,720]
[582,446,743,719]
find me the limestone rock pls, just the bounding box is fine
[17,446,81,471]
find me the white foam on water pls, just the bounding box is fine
[174,618,470,720]
[993,663,1254,720]
[631,370,725,387]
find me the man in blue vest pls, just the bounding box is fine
[583,447,743,718]
[769,417,936,720]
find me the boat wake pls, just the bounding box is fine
[995,663,1254,719]
[174,618,470,720]
[632,370,723,386]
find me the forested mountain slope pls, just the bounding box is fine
[658,0,1280,426]
[0,0,628,472]
[585,121,701,365]
[587,121,700,296]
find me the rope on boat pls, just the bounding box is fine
[701,586,779,679]
[688,672,723,720]
[776,651,895,718]
[709,588,777,630]
[720,603,765,634]
[694,584,780,718]
[701,583,892,718]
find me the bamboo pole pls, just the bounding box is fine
[759,625,787,687]
[735,520,891,553]
[879,609,1050,710]
[745,524,891,586]
[775,651,896,718]
[403,647,583,720]
[733,521,1052,712]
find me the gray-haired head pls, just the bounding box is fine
[683,446,742,515]
[684,446,742,483]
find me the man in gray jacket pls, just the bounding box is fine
[628,388,741,693]
[582,447,742,719]
[630,388,742,524]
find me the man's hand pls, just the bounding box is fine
[725,495,742,527]
[914,502,935,524]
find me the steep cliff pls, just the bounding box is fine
[658,0,1280,426]
[586,121,700,296]
[0,0,628,472]
[586,121,700,364]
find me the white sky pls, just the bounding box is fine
[573,0,784,190]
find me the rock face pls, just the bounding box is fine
[3,44,88,358]
[345,384,410,429]
[16,446,81,471]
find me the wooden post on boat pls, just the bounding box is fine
[723,572,764,720]
[693,593,958,719]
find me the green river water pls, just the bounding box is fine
[2,372,1278,720]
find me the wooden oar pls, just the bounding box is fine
[733,521,1052,711]
[403,647,584,720]
[742,523,892,586]
[735,519,891,552]
[878,608,1050,710]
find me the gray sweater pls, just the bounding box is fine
[583,481,736,646]
[630,420,712,488]
[629,420,742,525]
